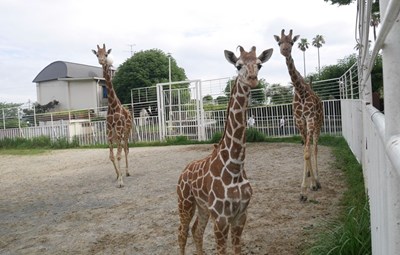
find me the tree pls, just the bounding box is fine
[312,34,326,75]
[113,49,188,104]
[323,0,354,5]
[371,1,380,41]
[203,95,213,104]
[265,83,293,105]
[223,78,268,105]
[298,38,310,77]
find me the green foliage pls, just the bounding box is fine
[165,136,190,145]
[311,54,357,82]
[323,0,355,6]
[216,96,228,105]
[0,136,79,150]
[209,129,266,144]
[246,128,266,142]
[112,49,188,103]
[312,35,326,49]
[210,132,223,144]
[224,78,268,105]
[265,83,293,104]
[298,38,309,52]
[371,54,383,94]
[310,53,383,98]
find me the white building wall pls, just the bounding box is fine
[36,80,68,108]
[36,79,100,110]
[68,80,98,110]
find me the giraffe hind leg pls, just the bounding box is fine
[192,207,209,255]
[309,134,321,191]
[115,141,124,188]
[123,138,130,177]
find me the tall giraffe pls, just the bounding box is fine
[92,44,133,188]
[177,46,273,254]
[274,29,324,201]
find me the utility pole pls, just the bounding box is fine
[128,44,136,57]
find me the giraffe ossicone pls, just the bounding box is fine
[274,29,324,202]
[177,46,273,254]
[92,44,133,188]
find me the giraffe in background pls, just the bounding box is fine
[177,46,273,254]
[274,29,324,201]
[92,44,133,188]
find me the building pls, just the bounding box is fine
[33,61,109,111]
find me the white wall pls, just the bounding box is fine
[68,80,98,110]
[36,79,100,110]
[36,80,68,109]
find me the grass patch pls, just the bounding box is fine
[0,136,79,154]
[304,136,371,255]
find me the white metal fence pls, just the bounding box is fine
[342,1,400,254]
[0,99,342,146]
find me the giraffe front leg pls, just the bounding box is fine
[231,212,247,255]
[300,158,309,202]
[109,144,120,179]
[177,179,195,255]
[300,141,312,202]
[214,217,229,255]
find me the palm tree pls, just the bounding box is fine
[371,1,380,41]
[312,34,326,75]
[370,12,380,41]
[298,38,309,77]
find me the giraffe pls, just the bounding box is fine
[274,29,324,201]
[92,44,133,188]
[177,46,273,254]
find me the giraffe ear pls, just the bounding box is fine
[273,35,280,42]
[92,49,97,55]
[258,48,273,63]
[224,50,238,65]
[293,35,300,42]
[107,49,112,54]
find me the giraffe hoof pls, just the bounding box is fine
[300,194,308,202]
[311,182,321,191]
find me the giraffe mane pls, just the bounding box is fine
[217,77,238,146]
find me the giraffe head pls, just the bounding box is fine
[224,46,273,88]
[92,44,113,66]
[273,29,300,58]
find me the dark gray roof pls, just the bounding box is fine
[33,61,103,83]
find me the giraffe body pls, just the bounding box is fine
[177,46,273,254]
[274,29,324,201]
[92,44,133,188]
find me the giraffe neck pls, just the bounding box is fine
[218,77,249,163]
[102,64,121,108]
[285,55,306,94]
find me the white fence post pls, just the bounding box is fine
[380,0,400,252]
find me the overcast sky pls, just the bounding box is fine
[0,0,357,104]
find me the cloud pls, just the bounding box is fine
[0,0,357,103]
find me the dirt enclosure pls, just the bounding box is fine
[0,143,346,255]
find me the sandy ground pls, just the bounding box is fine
[0,143,346,255]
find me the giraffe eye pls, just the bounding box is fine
[278,42,282,46]
[236,65,242,71]
[257,64,262,70]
